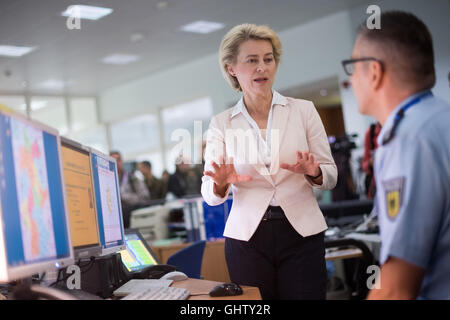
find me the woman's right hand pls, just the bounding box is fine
[203,156,252,197]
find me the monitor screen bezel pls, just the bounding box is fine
[89,147,126,256]
[0,108,74,283]
[60,136,102,259]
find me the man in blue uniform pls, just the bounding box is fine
[342,11,450,299]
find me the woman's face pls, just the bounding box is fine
[227,39,277,96]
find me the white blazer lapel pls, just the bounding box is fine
[228,113,273,184]
[269,103,290,175]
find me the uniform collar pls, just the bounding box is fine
[377,90,430,146]
[230,90,287,119]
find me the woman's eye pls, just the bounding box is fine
[248,59,257,63]
[265,58,273,63]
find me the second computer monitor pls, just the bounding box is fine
[60,137,101,259]
[90,148,126,255]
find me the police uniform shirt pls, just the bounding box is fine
[374,92,450,299]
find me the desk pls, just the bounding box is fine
[171,278,261,300]
[152,239,367,283]
[325,248,363,261]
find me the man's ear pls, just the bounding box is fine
[370,60,384,90]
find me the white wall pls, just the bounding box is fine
[348,0,450,103]
[100,1,449,149]
[99,11,356,123]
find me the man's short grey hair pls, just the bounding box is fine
[357,10,435,91]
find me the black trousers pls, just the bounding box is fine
[225,206,327,300]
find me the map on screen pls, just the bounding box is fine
[10,117,56,262]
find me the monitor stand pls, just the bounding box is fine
[69,252,127,298]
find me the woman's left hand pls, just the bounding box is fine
[280,151,321,177]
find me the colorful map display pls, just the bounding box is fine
[10,118,56,262]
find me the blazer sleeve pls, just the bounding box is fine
[200,115,231,206]
[303,101,338,190]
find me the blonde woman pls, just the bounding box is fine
[201,24,337,299]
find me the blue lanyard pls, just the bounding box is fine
[382,91,432,145]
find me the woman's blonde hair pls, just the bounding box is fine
[219,24,282,92]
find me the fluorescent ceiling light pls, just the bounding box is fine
[102,54,140,65]
[181,21,225,34]
[156,1,168,9]
[0,45,36,57]
[61,5,113,21]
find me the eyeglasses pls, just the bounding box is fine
[341,57,384,76]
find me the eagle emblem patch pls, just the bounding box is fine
[382,177,405,220]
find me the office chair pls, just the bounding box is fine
[325,238,376,300]
[166,240,206,279]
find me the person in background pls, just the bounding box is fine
[362,122,381,199]
[167,154,203,197]
[184,168,202,195]
[161,170,170,198]
[110,150,150,227]
[138,160,165,200]
[167,158,188,198]
[188,140,207,195]
[344,11,450,299]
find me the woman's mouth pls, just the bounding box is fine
[254,77,268,84]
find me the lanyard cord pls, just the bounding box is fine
[382,91,432,145]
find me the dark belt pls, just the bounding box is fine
[262,206,286,221]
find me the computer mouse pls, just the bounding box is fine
[209,283,243,297]
[159,271,188,282]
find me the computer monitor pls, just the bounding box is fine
[60,137,101,259]
[0,108,74,283]
[119,229,160,273]
[89,148,126,255]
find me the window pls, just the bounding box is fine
[0,95,27,115]
[30,96,68,135]
[162,97,213,147]
[70,97,97,132]
[110,113,159,155]
[66,125,109,154]
[165,144,182,174]
[162,97,212,170]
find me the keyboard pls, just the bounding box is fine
[113,279,173,297]
[121,286,190,300]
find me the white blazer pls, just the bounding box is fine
[201,92,337,241]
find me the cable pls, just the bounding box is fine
[78,256,96,273]
[48,269,64,288]
[48,257,96,288]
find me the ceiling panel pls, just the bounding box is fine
[0,0,368,95]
